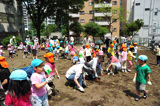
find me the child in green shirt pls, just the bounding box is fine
[133,55,152,101]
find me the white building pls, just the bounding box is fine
[0,0,24,42]
[133,0,160,41]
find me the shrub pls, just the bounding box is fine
[1,35,22,49]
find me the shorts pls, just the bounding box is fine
[70,51,75,56]
[136,82,146,92]
[31,94,49,106]
[24,52,28,55]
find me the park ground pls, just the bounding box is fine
[3,45,160,106]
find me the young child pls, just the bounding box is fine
[98,51,104,76]
[155,43,160,66]
[133,42,138,62]
[120,46,127,72]
[69,42,77,60]
[5,70,31,106]
[60,51,68,59]
[48,44,53,53]
[133,55,152,101]
[127,45,136,72]
[23,43,29,58]
[79,47,85,59]
[0,45,4,56]
[78,53,85,64]
[72,54,79,64]
[30,59,54,106]
[32,45,37,59]
[84,44,92,62]
[7,44,13,58]
[108,43,115,56]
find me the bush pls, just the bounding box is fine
[1,35,22,49]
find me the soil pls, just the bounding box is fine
[3,45,160,106]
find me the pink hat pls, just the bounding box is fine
[0,45,3,48]
[99,51,104,55]
[8,44,11,47]
[80,47,83,51]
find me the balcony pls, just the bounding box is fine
[94,12,112,17]
[94,3,112,8]
[95,21,109,26]
[69,13,79,18]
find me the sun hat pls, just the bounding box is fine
[8,44,11,47]
[122,44,126,48]
[86,44,90,48]
[66,41,68,44]
[96,49,99,52]
[0,45,3,49]
[73,56,79,61]
[57,46,60,49]
[129,45,134,48]
[70,42,73,45]
[133,42,137,45]
[110,44,114,48]
[0,56,9,68]
[80,47,83,51]
[60,41,63,43]
[44,53,54,63]
[79,53,83,58]
[138,55,148,61]
[73,54,77,56]
[93,54,96,57]
[65,51,68,53]
[123,47,127,51]
[99,51,104,55]
[31,59,44,67]
[9,70,27,81]
[113,40,116,44]
[44,65,52,76]
[49,44,52,47]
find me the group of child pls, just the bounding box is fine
[0,37,159,106]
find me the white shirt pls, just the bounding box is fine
[83,37,91,45]
[79,57,85,64]
[85,48,91,56]
[133,46,138,53]
[65,64,84,79]
[70,37,74,42]
[88,57,98,70]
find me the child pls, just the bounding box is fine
[133,42,138,62]
[60,51,68,59]
[30,59,54,106]
[98,51,104,76]
[0,45,4,56]
[48,44,53,53]
[78,53,85,64]
[69,42,77,60]
[23,43,29,58]
[155,43,160,66]
[7,44,13,58]
[72,54,79,64]
[127,42,131,52]
[127,45,136,72]
[79,47,85,59]
[133,55,152,101]
[108,43,115,56]
[120,46,127,72]
[84,44,92,62]
[32,45,37,59]
[5,70,31,106]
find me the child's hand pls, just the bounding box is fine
[147,81,152,85]
[57,75,60,79]
[133,78,136,83]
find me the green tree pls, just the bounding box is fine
[70,21,83,36]
[84,22,108,42]
[43,24,58,37]
[124,19,144,36]
[25,30,32,36]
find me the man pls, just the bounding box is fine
[70,36,74,44]
[65,64,87,92]
[106,53,121,75]
[104,37,111,52]
[83,35,91,49]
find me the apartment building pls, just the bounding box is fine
[133,0,160,41]
[0,0,24,42]
[69,0,120,38]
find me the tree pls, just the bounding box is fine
[84,22,108,42]
[20,0,57,43]
[70,21,83,36]
[43,24,58,36]
[29,22,45,36]
[123,19,144,36]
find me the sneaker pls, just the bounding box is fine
[127,69,131,72]
[101,74,104,76]
[135,97,140,101]
[143,92,148,99]
[122,69,124,72]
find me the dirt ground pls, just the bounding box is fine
[3,45,160,106]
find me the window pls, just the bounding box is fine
[136,3,140,6]
[155,12,158,15]
[89,11,94,14]
[113,28,117,32]
[112,1,117,5]
[143,25,149,27]
[90,19,94,22]
[145,8,150,11]
[89,2,94,6]
[112,10,117,14]
[80,19,85,23]
[80,11,85,15]
[113,19,117,22]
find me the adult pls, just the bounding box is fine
[10,36,17,48]
[114,36,119,44]
[69,36,74,44]
[25,35,30,45]
[104,37,111,52]
[34,36,39,46]
[65,64,86,92]
[151,35,156,50]
[83,35,91,49]
[106,53,121,75]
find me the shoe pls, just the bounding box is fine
[78,87,84,92]
[122,69,124,72]
[135,97,140,101]
[101,74,104,76]
[143,92,148,99]
[127,69,131,72]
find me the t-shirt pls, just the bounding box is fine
[79,57,85,64]
[133,46,138,53]
[5,91,32,106]
[127,51,133,60]
[136,64,151,84]
[69,45,75,52]
[48,47,53,53]
[121,51,127,61]
[30,72,47,97]
[110,56,119,63]
[65,64,84,79]
[85,48,91,56]
[45,62,56,77]
[108,47,115,56]
[83,37,91,45]
[0,68,10,91]
[88,57,98,70]
[156,48,160,56]
[0,49,3,56]
[114,43,117,50]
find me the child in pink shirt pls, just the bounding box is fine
[5,70,31,106]
[120,47,127,72]
[69,42,77,60]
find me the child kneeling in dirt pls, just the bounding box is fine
[65,64,87,92]
[133,55,152,101]
[106,53,121,75]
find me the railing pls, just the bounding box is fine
[94,12,112,17]
[94,3,112,8]
[69,13,79,18]
[95,21,109,25]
